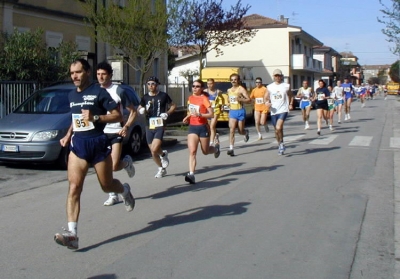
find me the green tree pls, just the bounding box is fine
[390,60,400,82]
[379,0,400,54]
[0,28,79,82]
[168,0,256,77]
[79,0,170,95]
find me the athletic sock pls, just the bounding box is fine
[68,222,77,235]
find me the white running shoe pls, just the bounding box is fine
[344,115,348,121]
[361,103,365,108]
[54,229,79,250]
[305,123,310,130]
[155,168,167,178]
[329,125,334,131]
[348,114,351,120]
[160,150,169,168]
[120,183,135,212]
[103,194,119,206]
[123,155,135,178]
[257,134,262,140]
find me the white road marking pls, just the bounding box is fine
[391,137,400,149]
[349,136,373,147]
[309,135,338,145]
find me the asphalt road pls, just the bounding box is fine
[0,95,398,279]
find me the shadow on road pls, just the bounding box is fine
[77,202,251,252]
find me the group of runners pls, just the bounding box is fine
[54,58,382,250]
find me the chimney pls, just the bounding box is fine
[279,15,289,24]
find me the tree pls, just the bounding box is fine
[390,60,400,82]
[79,0,170,95]
[0,28,79,82]
[379,0,400,54]
[168,0,256,77]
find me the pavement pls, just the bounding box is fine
[394,98,400,278]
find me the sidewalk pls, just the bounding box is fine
[394,98,400,278]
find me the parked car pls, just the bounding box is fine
[0,83,145,169]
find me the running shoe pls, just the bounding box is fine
[160,150,169,168]
[329,125,334,131]
[264,124,269,133]
[278,142,286,155]
[338,120,341,124]
[305,123,310,130]
[120,183,135,212]
[214,143,220,158]
[244,129,249,142]
[123,155,135,178]
[257,135,262,141]
[185,173,196,184]
[361,103,365,108]
[214,133,220,145]
[54,229,79,250]
[227,149,234,156]
[317,130,321,136]
[103,194,119,206]
[155,168,167,178]
[344,115,348,121]
[348,114,351,120]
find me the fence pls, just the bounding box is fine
[0,81,191,119]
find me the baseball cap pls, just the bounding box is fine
[273,69,283,76]
[146,76,160,84]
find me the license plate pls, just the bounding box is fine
[2,145,19,152]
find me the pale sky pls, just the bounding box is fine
[222,0,398,65]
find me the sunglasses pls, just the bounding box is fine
[192,85,201,88]
[147,82,156,86]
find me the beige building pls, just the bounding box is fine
[205,14,324,89]
[0,0,167,85]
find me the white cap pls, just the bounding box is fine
[273,69,283,76]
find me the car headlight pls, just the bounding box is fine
[32,130,59,141]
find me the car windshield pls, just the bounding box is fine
[14,88,71,114]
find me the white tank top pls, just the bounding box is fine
[103,84,124,134]
[299,87,312,99]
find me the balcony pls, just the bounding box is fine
[291,54,322,72]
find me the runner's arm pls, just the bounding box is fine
[60,124,73,147]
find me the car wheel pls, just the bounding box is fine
[128,128,142,155]
[57,146,69,170]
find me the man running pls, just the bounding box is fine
[342,77,353,121]
[137,76,176,178]
[358,83,367,108]
[204,78,224,145]
[54,59,135,250]
[264,69,293,155]
[250,77,269,140]
[332,81,344,124]
[296,80,314,130]
[226,73,251,156]
[96,61,137,206]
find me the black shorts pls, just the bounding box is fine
[106,133,123,145]
[188,124,210,138]
[70,134,111,165]
[146,127,165,143]
[315,101,329,110]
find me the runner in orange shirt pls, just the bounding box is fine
[250,77,269,140]
[182,79,220,184]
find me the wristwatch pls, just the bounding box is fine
[93,115,100,122]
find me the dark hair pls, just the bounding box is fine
[229,73,240,80]
[255,77,262,82]
[71,58,91,72]
[193,79,204,88]
[96,61,113,74]
[318,79,326,87]
[207,78,215,82]
[147,76,160,84]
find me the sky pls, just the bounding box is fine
[222,0,398,66]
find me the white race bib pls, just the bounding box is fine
[255,98,264,104]
[317,94,324,101]
[188,104,200,115]
[229,96,238,104]
[72,114,95,132]
[149,117,163,129]
[327,99,334,105]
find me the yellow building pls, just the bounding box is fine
[0,0,167,85]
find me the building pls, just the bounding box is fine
[313,45,341,88]
[205,14,324,89]
[362,64,390,84]
[0,0,167,85]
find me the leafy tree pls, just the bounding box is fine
[79,0,170,95]
[379,0,400,54]
[168,0,257,76]
[390,60,400,82]
[0,28,79,82]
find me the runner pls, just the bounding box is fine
[327,84,336,131]
[264,69,293,155]
[137,76,176,178]
[342,77,354,121]
[226,73,251,156]
[369,83,376,100]
[332,81,344,124]
[296,80,314,130]
[358,83,367,108]
[182,79,220,184]
[250,77,269,140]
[315,79,330,136]
[96,61,137,206]
[383,85,388,100]
[204,78,224,145]
[54,59,135,250]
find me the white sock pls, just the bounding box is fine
[229,145,233,150]
[189,172,194,175]
[68,222,77,235]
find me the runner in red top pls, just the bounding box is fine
[182,79,220,184]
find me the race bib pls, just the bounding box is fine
[72,114,95,132]
[344,87,350,92]
[188,104,200,115]
[255,98,264,104]
[272,92,283,100]
[327,98,334,105]
[149,117,163,129]
[229,96,238,104]
[317,94,324,101]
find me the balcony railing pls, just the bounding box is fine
[291,54,322,72]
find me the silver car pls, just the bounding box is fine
[0,83,145,169]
